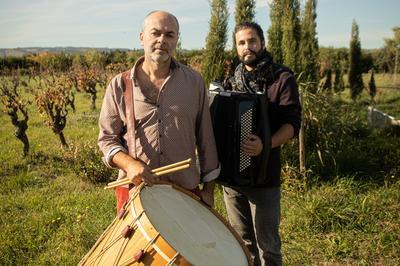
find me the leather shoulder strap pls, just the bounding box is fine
[121,70,136,158]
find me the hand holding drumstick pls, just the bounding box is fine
[105,158,192,190]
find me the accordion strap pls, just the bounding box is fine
[122,70,136,158]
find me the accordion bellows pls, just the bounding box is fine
[209,88,271,187]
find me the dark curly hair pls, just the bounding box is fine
[234,21,265,44]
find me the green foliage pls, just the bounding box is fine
[234,0,255,24]
[322,68,332,91]
[0,56,39,74]
[201,0,229,84]
[348,20,364,100]
[282,177,400,264]
[0,72,399,265]
[267,0,284,64]
[29,52,73,73]
[332,49,346,92]
[63,141,116,184]
[281,0,301,74]
[299,0,319,87]
[283,80,400,181]
[369,70,376,99]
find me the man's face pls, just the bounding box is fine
[140,12,179,64]
[235,28,264,67]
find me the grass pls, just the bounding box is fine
[0,73,399,265]
[281,177,400,265]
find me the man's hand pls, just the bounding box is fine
[241,134,263,156]
[112,151,159,186]
[126,160,159,186]
[201,181,215,208]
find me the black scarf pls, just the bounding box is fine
[233,50,275,94]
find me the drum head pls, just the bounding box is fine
[139,184,248,266]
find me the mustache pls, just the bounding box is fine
[243,50,256,56]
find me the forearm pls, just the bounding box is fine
[111,151,140,173]
[271,123,294,148]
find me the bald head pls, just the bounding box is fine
[139,10,179,65]
[142,10,180,33]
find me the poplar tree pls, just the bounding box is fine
[300,0,319,88]
[281,0,301,73]
[202,0,229,85]
[348,20,364,100]
[267,0,284,64]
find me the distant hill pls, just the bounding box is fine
[0,47,132,57]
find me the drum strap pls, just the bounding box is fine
[114,71,136,213]
[122,70,137,158]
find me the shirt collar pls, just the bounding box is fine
[130,56,180,86]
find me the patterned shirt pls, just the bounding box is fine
[98,57,219,189]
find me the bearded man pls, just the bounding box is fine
[222,21,302,266]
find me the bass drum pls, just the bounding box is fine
[79,183,252,265]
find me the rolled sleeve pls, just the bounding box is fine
[98,74,127,167]
[201,163,221,182]
[195,77,220,178]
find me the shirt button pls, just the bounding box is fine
[159,134,162,138]
[157,104,160,108]
[158,119,161,123]
[160,151,163,155]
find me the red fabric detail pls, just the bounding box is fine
[116,185,202,214]
[115,187,130,214]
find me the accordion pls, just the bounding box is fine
[209,85,271,187]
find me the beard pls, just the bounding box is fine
[239,48,265,67]
[149,47,173,64]
[150,52,171,64]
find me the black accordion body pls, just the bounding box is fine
[209,86,271,187]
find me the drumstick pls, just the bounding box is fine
[104,164,190,189]
[151,158,191,173]
[105,158,191,188]
[104,163,190,189]
[104,160,191,190]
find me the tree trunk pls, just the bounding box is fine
[91,92,97,110]
[17,133,30,156]
[299,89,306,175]
[58,132,68,148]
[394,48,398,83]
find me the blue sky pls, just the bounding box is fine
[0,0,398,50]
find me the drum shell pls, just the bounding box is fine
[79,183,252,265]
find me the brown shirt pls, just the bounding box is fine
[98,57,219,189]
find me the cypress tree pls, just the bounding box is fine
[300,0,319,88]
[348,20,364,100]
[267,0,284,64]
[333,66,344,92]
[322,68,332,91]
[333,51,345,92]
[369,69,376,99]
[281,0,301,73]
[202,0,229,85]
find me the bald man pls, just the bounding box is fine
[98,11,220,211]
